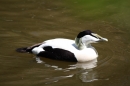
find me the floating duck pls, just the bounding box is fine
[16,30,108,62]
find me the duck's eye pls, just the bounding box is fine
[91,35,98,38]
[91,33,98,39]
[91,33,102,39]
[98,37,101,39]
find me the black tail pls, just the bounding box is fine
[16,43,42,53]
[16,47,29,53]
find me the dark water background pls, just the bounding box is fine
[0,0,130,86]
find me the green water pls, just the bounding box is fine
[0,0,130,86]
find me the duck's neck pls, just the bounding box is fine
[75,37,90,50]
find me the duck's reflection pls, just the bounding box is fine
[69,59,97,69]
[69,59,98,82]
[36,58,98,84]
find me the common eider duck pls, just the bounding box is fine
[16,30,108,62]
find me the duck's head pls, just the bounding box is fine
[75,30,108,49]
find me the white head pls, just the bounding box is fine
[75,30,108,49]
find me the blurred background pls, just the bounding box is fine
[0,0,130,86]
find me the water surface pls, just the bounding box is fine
[0,0,130,86]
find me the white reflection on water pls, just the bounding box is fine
[69,59,97,69]
[45,74,74,84]
[40,59,98,84]
[71,59,98,82]
[35,56,44,63]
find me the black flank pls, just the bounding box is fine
[37,46,78,62]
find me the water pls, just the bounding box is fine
[0,0,130,86]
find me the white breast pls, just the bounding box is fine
[75,48,98,62]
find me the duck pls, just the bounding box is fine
[16,30,108,62]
